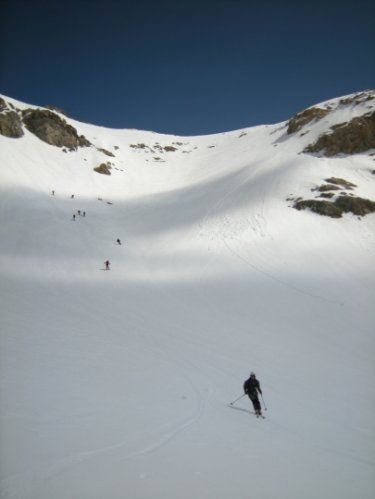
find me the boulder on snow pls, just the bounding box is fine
[93,163,112,175]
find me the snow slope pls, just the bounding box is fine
[0,92,374,499]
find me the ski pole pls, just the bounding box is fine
[229,394,246,406]
[261,393,267,411]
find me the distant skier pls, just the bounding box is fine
[116,238,122,245]
[78,210,81,216]
[51,190,55,196]
[244,372,263,416]
[83,211,86,217]
[73,214,76,221]
[71,194,74,199]
[105,260,110,270]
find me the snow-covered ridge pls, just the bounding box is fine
[1,90,374,215]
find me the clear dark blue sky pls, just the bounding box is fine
[1,0,374,135]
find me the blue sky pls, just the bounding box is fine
[0,0,374,136]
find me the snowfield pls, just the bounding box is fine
[0,93,374,499]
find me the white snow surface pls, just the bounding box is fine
[0,92,374,499]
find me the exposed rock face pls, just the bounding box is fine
[0,110,24,138]
[304,112,375,156]
[287,107,330,134]
[21,109,91,150]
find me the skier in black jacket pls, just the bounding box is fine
[244,372,263,416]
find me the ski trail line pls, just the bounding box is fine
[223,239,344,306]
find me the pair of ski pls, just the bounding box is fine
[228,404,266,419]
[254,413,266,419]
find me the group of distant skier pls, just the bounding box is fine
[72,210,86,220]
[51,190,122,271]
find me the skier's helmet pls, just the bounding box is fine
[250,372,256,377]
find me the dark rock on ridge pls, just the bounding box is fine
[304,111,375,156]
[0,97,7,112]
[45,105,68,116]
[287,107,330,134]
[0,98,24,138]
[21,108,91,150]
[0,110,24,138]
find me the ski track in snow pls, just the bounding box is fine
[196,151,344,306]
[223,239,345,306]
[44,407,204,481]
[39,332,216,484]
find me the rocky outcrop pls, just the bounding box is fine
[294,195,375,218]
[21,108,91,150]
[304,111,375,156]
[0,110,24,138]
[1,97,93,150]
[287,107,330,134]
[293,176,375,218]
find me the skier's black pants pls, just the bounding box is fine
[248,392,261,412]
